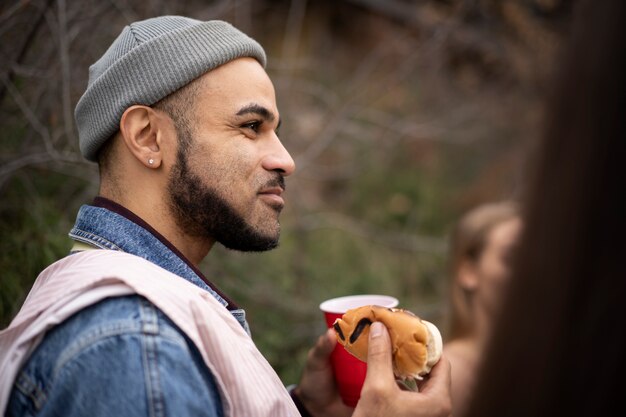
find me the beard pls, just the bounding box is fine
[166,139,284,252]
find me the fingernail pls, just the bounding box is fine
[370,322,383,338]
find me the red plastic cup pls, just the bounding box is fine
[319,294,399,407]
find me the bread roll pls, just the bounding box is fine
[333,305,443,380]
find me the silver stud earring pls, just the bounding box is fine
[148,158,154,165]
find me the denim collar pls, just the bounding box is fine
[68,197,250,333]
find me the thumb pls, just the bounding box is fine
[363,322,395,384]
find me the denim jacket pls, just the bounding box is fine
[5,199,248,417]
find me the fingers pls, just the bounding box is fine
[315,328,337,358]
[418,354,451,397]
[306,328,337,371]
[423,355,451,390]
[355,324,453,417]
[363,322,396,384]
[298,329,354,417]
[352,322,396,417]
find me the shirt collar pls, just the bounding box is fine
[92,196,240,310]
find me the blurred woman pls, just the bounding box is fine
[464,0,625,415]
[443,201,522,416]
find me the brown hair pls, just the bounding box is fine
[465,0,625,415]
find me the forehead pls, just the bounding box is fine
[487,218,521,248]
[193,57,277,116]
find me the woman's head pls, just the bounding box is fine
[446,201,522,339]
[465,2,624,414]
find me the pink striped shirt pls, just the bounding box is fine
[0,250,299,416]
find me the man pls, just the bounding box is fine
[0,16,450,417]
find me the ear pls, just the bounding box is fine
[457,260,479,291]
[119,105,166,168]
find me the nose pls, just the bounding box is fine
[262,134,296,176]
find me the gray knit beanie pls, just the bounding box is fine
[75,16,267,162]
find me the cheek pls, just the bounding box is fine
[208,155,258,204]
[186,138,263,200]
[478,255,511,297]
[203,141,257,175]
[475,259,510,312]
[483,248,512,278]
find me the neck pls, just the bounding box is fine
[95,195,214,266]
[160,224,214,266]
[472,304,495,350]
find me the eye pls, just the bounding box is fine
[241,120,261,133]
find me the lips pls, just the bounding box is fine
[258,186,285,208]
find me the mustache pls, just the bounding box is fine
[262,174,286,191]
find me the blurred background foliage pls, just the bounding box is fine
[1,0,574,384]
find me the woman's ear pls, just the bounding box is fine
[119,105,164,168]
[458,260,479,291]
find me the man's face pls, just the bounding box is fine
[166,58,295,251]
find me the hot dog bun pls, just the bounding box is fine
[333,305,443,380]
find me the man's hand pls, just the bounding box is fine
[295,328,353,417]
[353,322,452,417]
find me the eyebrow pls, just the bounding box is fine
[236,103,281,129]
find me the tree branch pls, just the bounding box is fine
[0,0,56,105]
